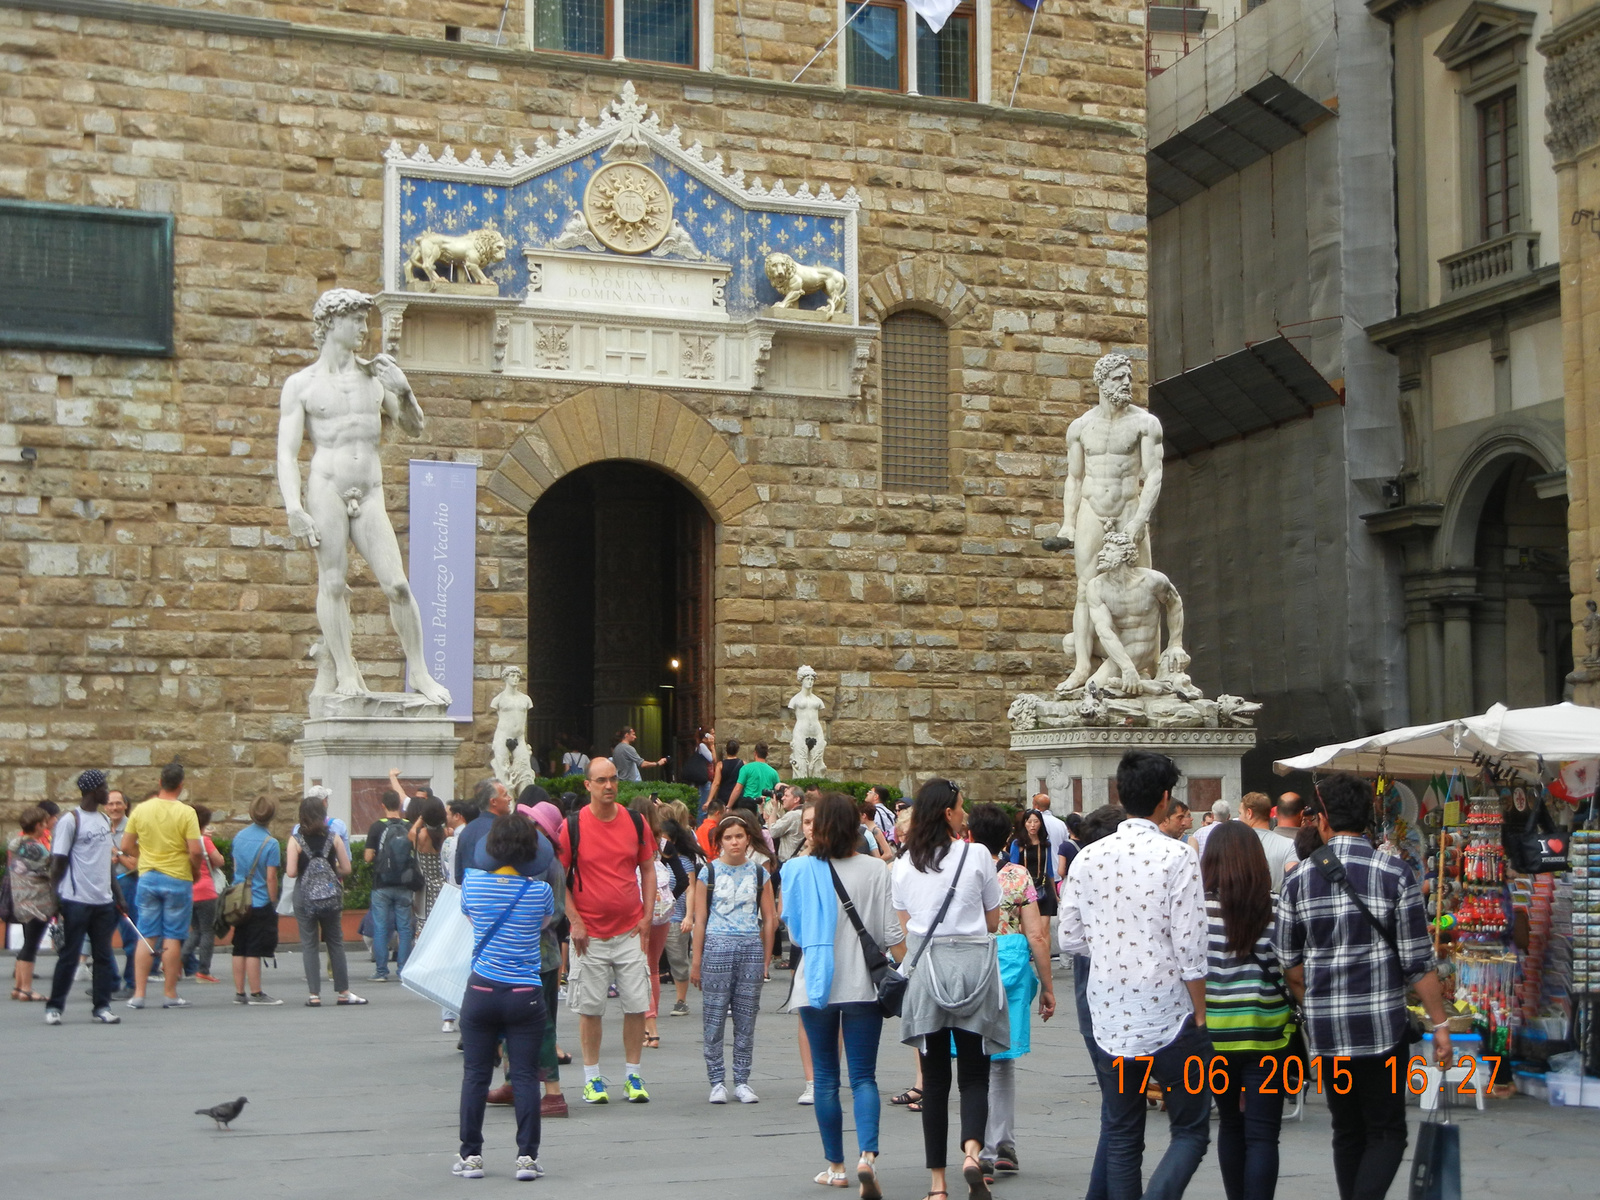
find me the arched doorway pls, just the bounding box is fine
[525,462,713,775]
[1468,456,1571,707]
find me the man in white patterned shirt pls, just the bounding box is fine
[1059,750,1211,1200]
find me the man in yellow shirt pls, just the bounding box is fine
[120,761,204,1010]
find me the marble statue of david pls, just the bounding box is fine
[275,288,451,706]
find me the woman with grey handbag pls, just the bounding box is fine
[891,780,1006,1200]
[780,791,905,1196]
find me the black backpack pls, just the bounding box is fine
[565,807,645,893]
[373,820,421,891]
[680,751,709,786]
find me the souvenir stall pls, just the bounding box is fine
[1276,703,1600,1106]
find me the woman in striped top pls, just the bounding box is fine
[456,813,556,1183]
[1201,820,1293,1200]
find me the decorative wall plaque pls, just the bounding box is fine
[583,162,673,254]
[1,200,174,355]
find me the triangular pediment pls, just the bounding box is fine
[1435,2,1536,71]
[379,82,860,322]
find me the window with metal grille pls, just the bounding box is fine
[532,0,608,56]
[1478,89,1520,240]
[881,310,951,492]
[846,3,903,91]
[625,0,694,66]
[845,1,978,101]
[916,9,974,99]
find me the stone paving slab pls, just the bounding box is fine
[2,952,1593,1198]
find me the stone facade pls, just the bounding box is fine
[1548,1,1600,702]
[0,0,1147,820]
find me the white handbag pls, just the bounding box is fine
[399,883,473,1011]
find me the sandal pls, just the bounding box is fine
[12,988,46,1002]
[336,993,368,1005]
[857,1157,882,1200]
[907,1097,923,1112]
[814,1169,849,1188]
[889,1086,923,1107]
[963,1154,991,1200]
[305,996,322,1007]
[644,1033,660,1049]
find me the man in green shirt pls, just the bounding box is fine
[730,742,780,805]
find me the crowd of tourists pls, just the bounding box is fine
[7,739,1451,1200]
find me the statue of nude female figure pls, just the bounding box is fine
[1042,353,1164,692]
[275,289,451,706]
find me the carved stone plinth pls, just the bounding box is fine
[1011,726,1256,816]
[405,279,500,296]
[298,712,460,831]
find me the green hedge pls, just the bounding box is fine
[790,778,903,805]
[533,776,700,808]
[213,836,374,911]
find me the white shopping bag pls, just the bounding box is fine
[400,883,473,1011]
[275,875,296,916]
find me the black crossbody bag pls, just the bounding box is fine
[1307,844,1426,1045]
[828,843,968,1018]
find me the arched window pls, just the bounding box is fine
[881,310,951,492]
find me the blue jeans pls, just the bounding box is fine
[1075,956,1112,1200]
[369,886,415,976]
[135,869,193,942]
[460,973,546,1158]
[799,1002,884,1163]
[1214,1050,1283,1200]
[117,874,139,985]
[1101,1015,1213,1200]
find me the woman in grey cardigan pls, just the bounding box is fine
[891,780,1006,1200]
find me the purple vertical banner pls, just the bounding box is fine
[408,460,477,722]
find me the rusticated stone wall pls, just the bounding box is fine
[0,0,1147,819]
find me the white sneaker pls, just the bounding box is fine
[44,1009,62,1026]
[443,1019,458,1034]
[514,1157,542,1181]
[797,1081,814,1106]
[125,996,145,1010]
[734,1084,760,1104]
[162,996,190,1009]
[452,1155,484,1179]
[92,1008,121,1024]
[708,1083,728,1104]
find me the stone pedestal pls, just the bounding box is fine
[1011,726,1257,815]
[297,693,461,831]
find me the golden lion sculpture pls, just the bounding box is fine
[765,252,848,317]
[405,228,507,288]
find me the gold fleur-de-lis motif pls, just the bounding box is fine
[562,167,577,182]
[703,194,716,210]
[401,180,416,196]
[813,231,824,247]
[443,184,457,198]
[522,220,538,241]
[422,197,438,215]
[795,217,807,231]
[544,209,557,223]
[583,156,597,169]
[684,179,697,194]
[402,210,417,226]
[544,179,559,195]
[722,208,735,225]
[664,164,679,178]
[684,209,697,225]
[776,229,789,244]
[757,241,771,255]
[741,228,753,241]
[462,200,477,218]
[739,255,752,270]
[721,237,734,254]
[757,214,771,230]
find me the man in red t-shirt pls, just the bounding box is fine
[558,757,657,1106]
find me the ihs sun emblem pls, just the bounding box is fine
[582,162,673,254]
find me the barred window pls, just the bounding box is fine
[881,310,951,492]
[530,0,696,65]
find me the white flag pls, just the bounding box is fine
[906,0,963,34]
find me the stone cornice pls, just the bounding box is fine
[1366,0,1438,23]
[1366,264,1559,347]
[1542,5,1600,163]
[0,0,1142,142]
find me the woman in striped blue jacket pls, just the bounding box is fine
[1201,820,1295,1200]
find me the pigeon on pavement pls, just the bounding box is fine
[195,1097,248,1130]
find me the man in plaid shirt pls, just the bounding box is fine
[1276,773,1450,1200]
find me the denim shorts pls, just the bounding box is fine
[136,869,195,942]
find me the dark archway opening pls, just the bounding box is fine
[1471,456,1571,707]
[526,462,713,777]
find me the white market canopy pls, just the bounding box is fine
[1272,702,1600,778]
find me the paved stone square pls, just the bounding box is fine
[3,951,1592,1198]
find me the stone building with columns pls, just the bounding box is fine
[0,0,1148,818]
